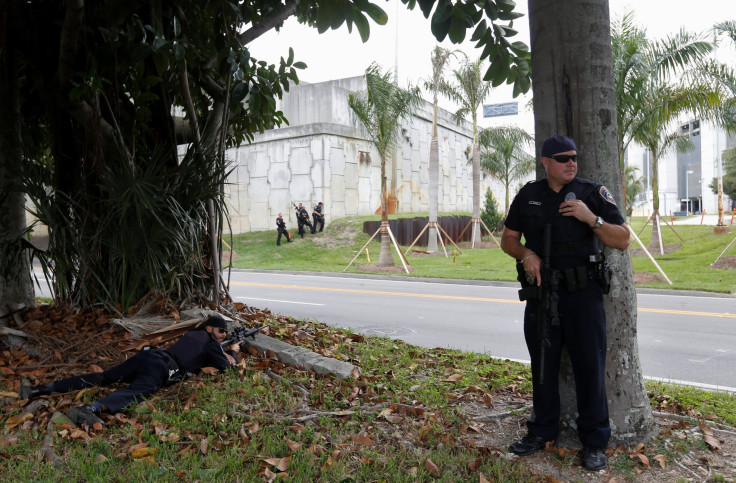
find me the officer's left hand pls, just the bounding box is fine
[559,200,596,227]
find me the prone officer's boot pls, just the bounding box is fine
[18,384,53,400]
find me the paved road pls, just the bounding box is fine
[224,270,736,391]
[31,268,736,391]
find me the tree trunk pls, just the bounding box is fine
[0,16,35,322]
[649,155,663,250]
[377,174,394,267]
[471,138,482,242]
[427,136,440,253]
[528,0,656,446]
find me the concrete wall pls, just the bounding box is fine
[225,76,496,233]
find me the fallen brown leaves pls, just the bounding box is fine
[3,302,735,482]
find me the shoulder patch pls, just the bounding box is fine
[599,186,616,205]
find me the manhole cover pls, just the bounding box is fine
[359,327,417,337]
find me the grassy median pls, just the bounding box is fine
[5,215,735,480]
[230,214,736,293]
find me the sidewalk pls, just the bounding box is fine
[670,214,734,226]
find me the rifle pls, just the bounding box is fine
[221,324,270,349]
[537,223,560,385]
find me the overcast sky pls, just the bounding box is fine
[248,0,732,127]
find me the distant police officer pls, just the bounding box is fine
[296,203,313,238]
[276,212,291,245]
[18,316,237,426]
[500,135,630,471]
[311,202,325,233]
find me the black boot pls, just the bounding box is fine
[66,404,104,426]
[582,446,607,470]
[508,433,551,456]
[18,384,52,400]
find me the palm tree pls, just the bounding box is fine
[478,125,535,217]
[348,63,421,267]
[611,13,721,250]
[707,21,736,227]
[624,165,645,220]
[633,113,693,251]
[440,57,493,246]
[422,46,458,253]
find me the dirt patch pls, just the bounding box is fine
[310,222,360,249]
[460,399,736,482]
[633,271,666,285]
[711,255,736,270]
[629,244,682,257]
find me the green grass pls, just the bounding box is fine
[230,213,736,293]
[628,218,736,293]
[3,318,735,481]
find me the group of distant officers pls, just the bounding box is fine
[276,202,324,245]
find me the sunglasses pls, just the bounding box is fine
[548,154,577,163]
[214,327,227,335]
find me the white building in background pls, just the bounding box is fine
[479,95,735,220]
[627,120,735,218]
[223,76,501,233]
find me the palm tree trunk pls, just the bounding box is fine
[378,185,394,267]
[428,136,440,252]
[649,154,662,251]
[471,139,482,242]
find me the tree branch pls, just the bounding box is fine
[237,0,300,46]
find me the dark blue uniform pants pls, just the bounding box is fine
[523,283,610,448]
[52,351,169,413]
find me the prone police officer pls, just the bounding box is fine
[18,316,238,426]
[311,202,325,233]
[500,135,630,471]
[276,212,291,245]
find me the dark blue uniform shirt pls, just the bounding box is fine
[505,177,624,270]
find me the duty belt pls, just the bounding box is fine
[145,347,181,381]
[518,263,607,300]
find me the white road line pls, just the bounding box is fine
[235,296,324,306]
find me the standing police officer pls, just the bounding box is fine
[18,316,237,426]
[296,203,312,238]
[500,135,630,471]
[276,212,291,245]
[311,202,325,233]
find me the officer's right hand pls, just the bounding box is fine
[522,253,542,286]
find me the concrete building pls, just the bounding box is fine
[223,76,495,233]
[628,119,735,219]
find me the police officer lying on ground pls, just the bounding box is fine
[500,135,630,471]
[19,315,237,426]
[276,212,291,245]
[311,202,325,233]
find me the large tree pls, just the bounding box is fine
[0,0,532,313]
[528,0,656,445]
[440,58,494,245]
[348,63,421,267]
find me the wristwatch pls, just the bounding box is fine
[592,216,604,230]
